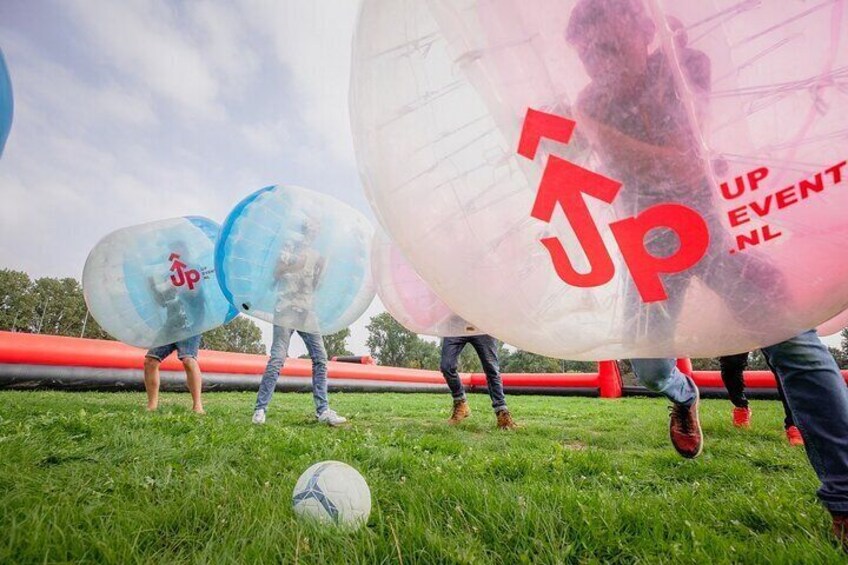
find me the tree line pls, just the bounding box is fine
[0,269,265,354]
[2,268,847,372]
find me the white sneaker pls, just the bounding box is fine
[252,409,266,425]
[317,409,347,426]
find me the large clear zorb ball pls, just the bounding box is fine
[83,217,237,348]
[350,0,848,359]
[216,185,375,334]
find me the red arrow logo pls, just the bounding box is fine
[521,108,709,302]
[517,108,576,160]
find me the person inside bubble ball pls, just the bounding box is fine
[567,0,788,350]
[567,0,848,547]
[143,239,207,414]
[274,216,324,329]
[252,217,346,427]
[148,238,206,345]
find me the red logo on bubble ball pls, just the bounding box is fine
[169,253,201,290]
[519,108,710,303]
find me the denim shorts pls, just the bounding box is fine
[145,335,201,361]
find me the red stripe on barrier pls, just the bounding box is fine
[0,332,605,390]
[692,370,848,388]
[472,372,599,388]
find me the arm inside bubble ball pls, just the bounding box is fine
[274,246,306,280]
[148,275,176,307]
[567,9,716,191]
[575,96,705,185]
[312,256,327,290]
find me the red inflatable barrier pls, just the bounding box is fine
[8,332,844,396]
[0,332,604,392]
[692,370,848,388]
[331,355,376,365]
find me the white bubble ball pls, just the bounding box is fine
[216,185,375,334]
[83,217,236,348]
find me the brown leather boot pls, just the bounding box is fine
[496,409,517,430]
[448,399,470,424]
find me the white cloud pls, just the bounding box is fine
[187,1,261,93]
[63,0,226,120]
[242,0,362,166]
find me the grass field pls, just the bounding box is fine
[0,391,844,564]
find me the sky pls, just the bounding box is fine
[0,0,385,356]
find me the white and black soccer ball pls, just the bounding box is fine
[292,461,371,529]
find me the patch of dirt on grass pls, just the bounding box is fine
[562,440,587,451]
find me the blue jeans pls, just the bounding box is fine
[255,326,329,415]
[632,330,848,514]
[440,334,507,412]
[145,335,201,361]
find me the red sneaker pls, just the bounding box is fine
[833,514,848,552]
[732,406,751,428]
[669,377,703,459]
[785,425,804,447]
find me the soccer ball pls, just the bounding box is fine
[292,461,371,529]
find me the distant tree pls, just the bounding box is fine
[690,357,721,371]
[829,347,848,370]
[842,328,848,357]
[323,328,353,358]
[564,359,599,373]
[747,350,771,370]
[0,270,111,339]
[0,269,35,332]
[406,336,491,372]
[200,316,265,354]
[455,343,486,372]
[408,338,441,370]
[366,312,419,367]
[501,349,561,373]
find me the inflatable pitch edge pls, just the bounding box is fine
[0,364,448,393]
[623,385,784,400]
[0,364,601,396]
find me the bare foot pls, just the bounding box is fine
[192,406,205,415]
[146,405,158,412]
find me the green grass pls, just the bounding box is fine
[0,391,843,564]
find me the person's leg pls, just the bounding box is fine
[778,372,805,446]
[143,356,162,411]
[769,361,797,429]
[761,331,848,520]
[176,335,203,414]
[469,335,507,412]
[440,337,469,402]
[441,336,471,422]
[255,326,293,412]
[631,358,697,406]
[720,352,752,427]
[719,353,750,408]
[143,343,176,411]
[631,358,702,458]
[182,358,204,413]
[775,379,799,427]
[299,331,329,416]
[470,335,516,429]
